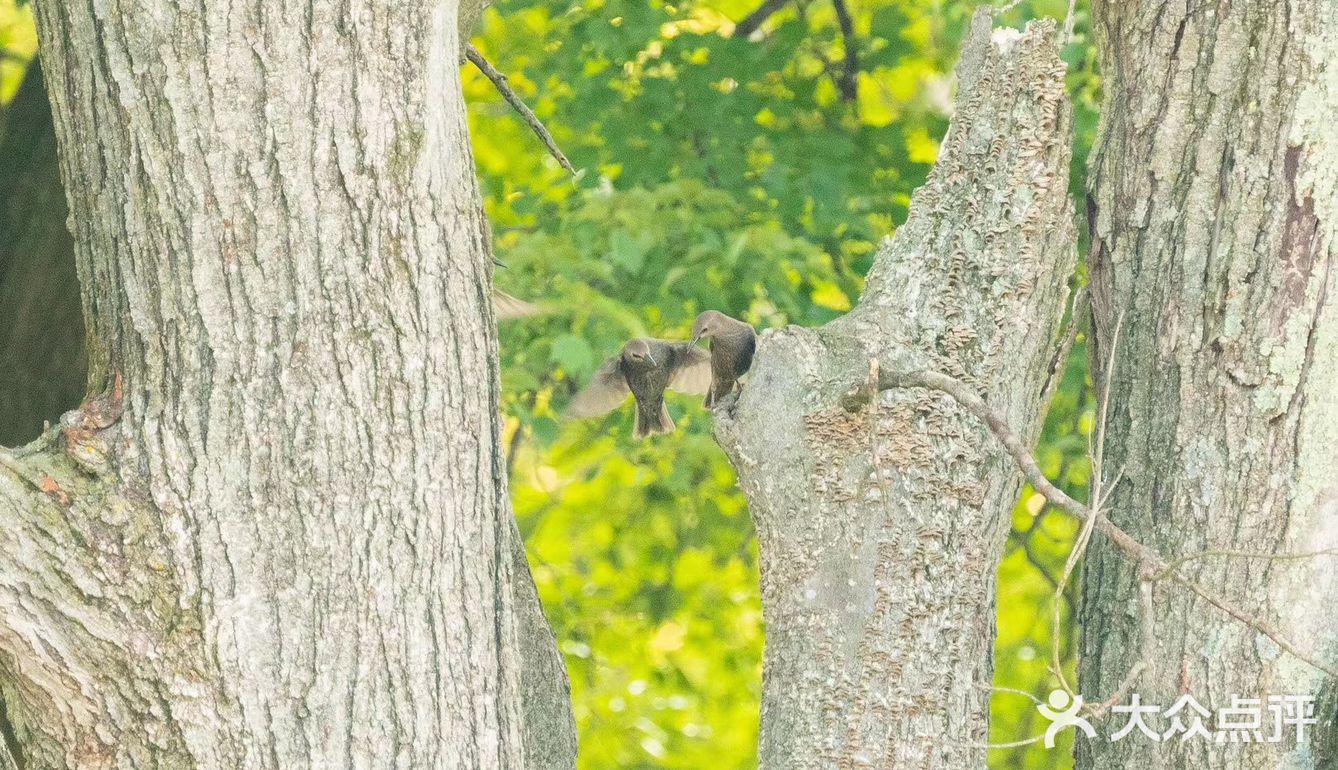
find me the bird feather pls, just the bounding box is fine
[566,356,631,417]
[667,345,712,395]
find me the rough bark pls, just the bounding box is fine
[1080,1,1338,768]
[0,1,574,768]
[715,12,1077,768]
[0,60,86,446]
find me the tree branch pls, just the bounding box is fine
[714,14,1080,764]
[830,0,859,102]
[1038,285,1086,416]
[733,0,791,38]
[465,45,576,176]
[863,367,1338,680]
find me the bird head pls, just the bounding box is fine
[691,310,723,345]
[622,338,658,368]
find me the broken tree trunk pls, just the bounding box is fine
[715,12,1078,768]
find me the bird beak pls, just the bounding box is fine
[691,332,702,345]
[492,257,508,268]
[645,351,658,367]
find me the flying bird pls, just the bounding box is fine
[691,310,756,408]
[493,289,541,320]
[567,338,712,438]
[492,257,543,320]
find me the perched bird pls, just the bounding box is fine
[691,310,756,408]
[567,338,712,438]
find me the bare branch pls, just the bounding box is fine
[868,366,1338,680]
[971,734,1046,750]
[1152,547,1338,581]
[733,0,791,38]
[1047,311,1122,697]
[1039,286,1087,416]
[869,370,1097,525]
[830,0,860,102]
[465,45,577,176]
[1062,0,1078,46]
[980,683,1045,706]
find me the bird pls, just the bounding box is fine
[493,289,541,320]
[691,310,756,408]
[491,257,543,320]
[566,338,712,438]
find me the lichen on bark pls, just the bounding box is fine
[1079,2,1338,767]
[715,11,1078,768]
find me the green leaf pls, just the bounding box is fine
[550,334,597,376]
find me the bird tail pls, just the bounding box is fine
[705,377,734,409]
[634,402,675,439]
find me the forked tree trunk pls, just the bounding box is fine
[1079,2,1338,767]
[716,13,1078,767]
[0,1,574,768]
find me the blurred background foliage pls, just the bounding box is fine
[0,0,1100,765]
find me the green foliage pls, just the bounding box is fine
[0,0,1104,764]
[0,0,37,104]
[473,0,1101,767]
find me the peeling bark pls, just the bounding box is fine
[1080,1,1338,767]
[715,13,1077,768]
[0,1,574,768]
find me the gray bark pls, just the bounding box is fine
[1080,1,1338,768]
[715,12,1077,768]
[0,1,574,768]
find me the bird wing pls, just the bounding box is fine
[493,289,543,320]
[667,345,712,395]
[566,356,631,417]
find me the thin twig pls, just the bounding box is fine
[1049,502,1096,698]
[1152,547,1338,582]
[465,45,576,176]
[733,0,792,37]
[970,735,1046,750]
[1049,311,1120,700]
[1062,0,1079,46]
[1039,286,1087,417]
[979,683,1045,706]
[872,367,1338,680]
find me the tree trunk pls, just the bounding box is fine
[1080,1,1338,767]
[715,12,1077,768]
[0,1,574,768]
[0,60,86,446]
